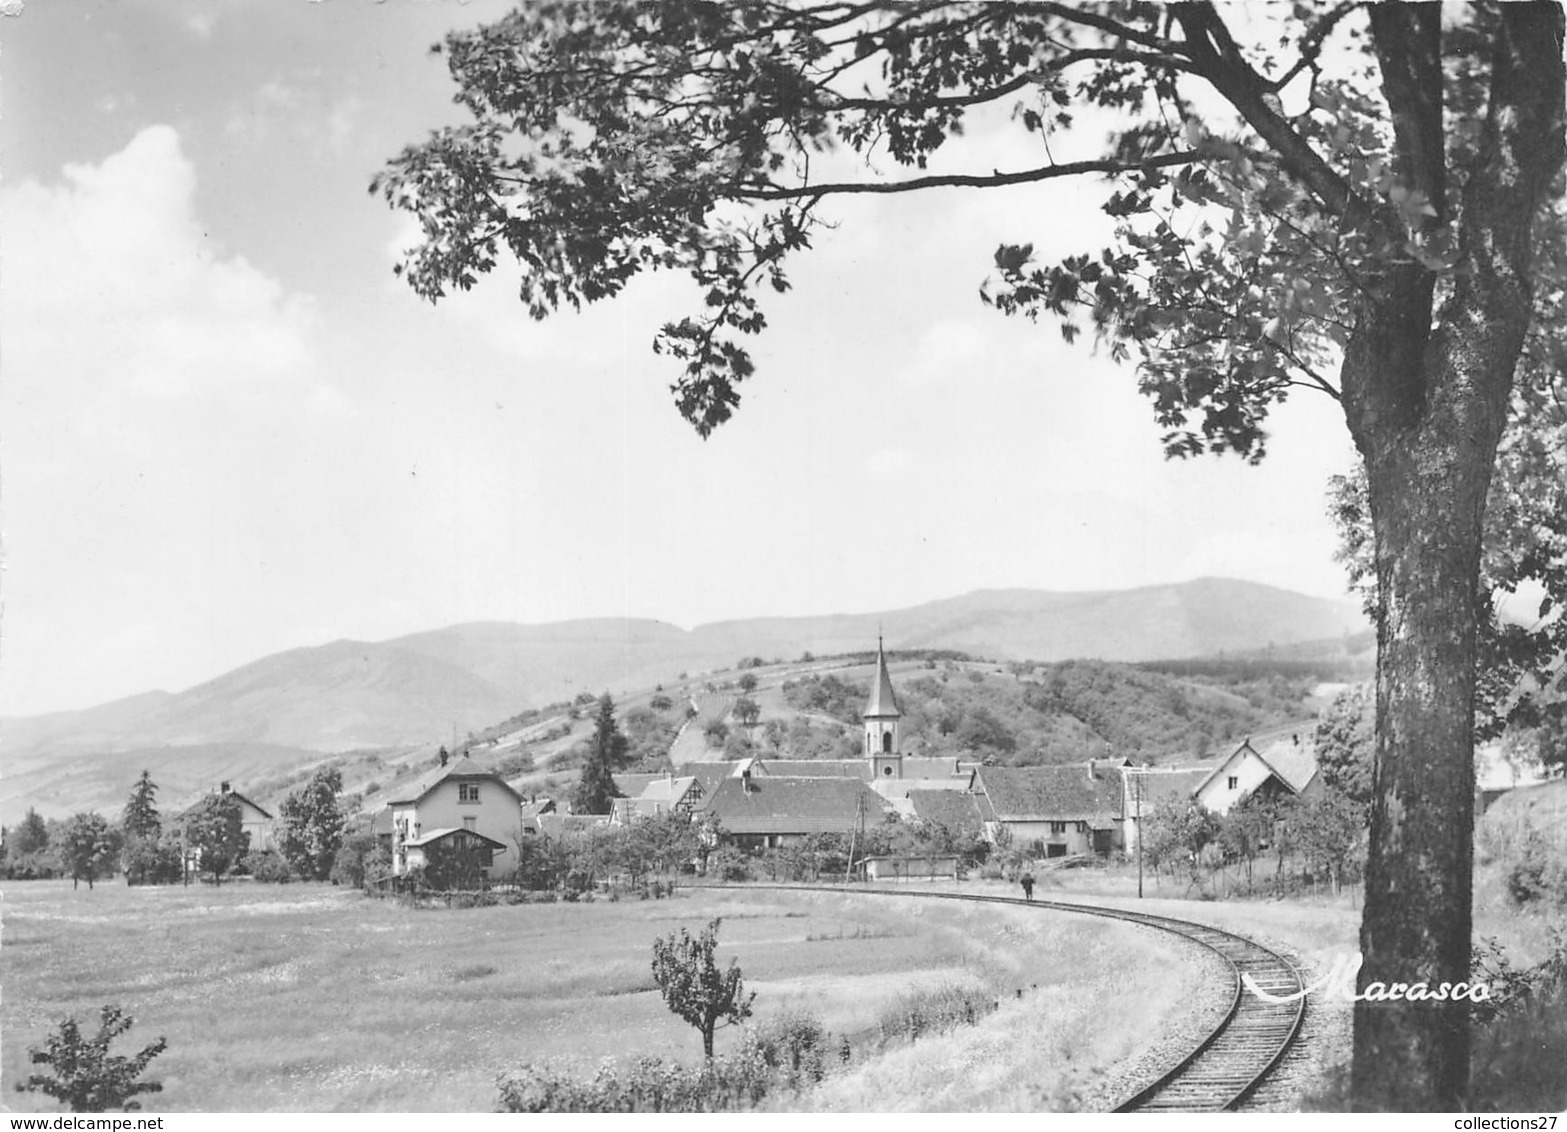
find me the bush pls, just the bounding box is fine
[497,1049,774,1113]
[17,1006,166,1112]
[876,982,996,1044]
[241,849,293,884]
[749,1010,834,1088]
[122,836,183,887]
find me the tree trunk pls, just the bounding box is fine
[1350,402,1498,1109]
[702,1024,714,1060]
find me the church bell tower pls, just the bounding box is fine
[864,636,903,779]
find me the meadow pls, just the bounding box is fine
[2,880,1211,1112]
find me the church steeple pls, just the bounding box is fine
[863,636,903,777]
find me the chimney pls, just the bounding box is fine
[741,767,752,795]
[220,781,231,794]
[438,746,450,767]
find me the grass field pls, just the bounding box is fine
[2,880,1214,1112]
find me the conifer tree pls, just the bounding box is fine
[122,771,161,842]
[571,693,626,814]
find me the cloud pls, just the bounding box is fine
[3,124,316,400]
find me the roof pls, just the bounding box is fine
[176,789,272,823]
[1256,737,1319,794]
[1196,738,1319,799]
[528,813,610,837]
[402,827,509,850]
[683,762,748,792]
[899,757,972,783]
[639,776,699,805]
[754,759,872,781]
[519,798,556,819]
[975,764,1124,822]
[863,639,901,718]
[701,777,890,835]
[613,773,667,798]
[1125,768,1211,809]
[371,807,395,835]
[387,754,523,806]
[907,790,987,835]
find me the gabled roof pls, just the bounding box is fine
[639,776,699,805]
[1196,738,1319,800]
[863,639,901,719]
[907,790,987,835]
[701,777,889,835]
[975,764,1124,822]
[387,754,523,806]
[403,827,509,850]
[176,789,271,823]
[753,759,873,781]
[519,798,556,819]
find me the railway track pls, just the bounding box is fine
[767,885,1307,1112]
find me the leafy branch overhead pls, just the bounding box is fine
[373,2,1556,458]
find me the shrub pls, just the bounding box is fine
[122,836,182,887]
[241,849,293,884]
[749,1010,833,1088]
[17,1006,166,1112]
[876,982,996,1044]
[496,1049,772,1112]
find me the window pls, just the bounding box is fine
[1049,821,1068,835]
[1227,776,1239,790]
[883,764,893,776]
[459,782,481,803]
[463,816,477,831]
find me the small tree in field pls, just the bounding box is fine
[18,1005,166,1112]
[60,813,120,890]
[650,917,755,1059]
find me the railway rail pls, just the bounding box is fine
[768,885,1307,1112]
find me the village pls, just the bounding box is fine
[191,640,1333,892]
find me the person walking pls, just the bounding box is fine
[1020,871,1035,901]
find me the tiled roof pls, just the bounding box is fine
[387,754,522,806]
[639,776,699,805]
[701,777,889,835]
[907,790,987,835]
[403,826,508,850]
[975,764,1124,822]
[528,813,610,837]
[754,759,873,781]
[519,799,556,819]
[613,773,667,798]
[900,757,971,782]
[683,762,747,791]
[864,640,902,718]
[1257,737,1319,794]
[1126,768,1211,809]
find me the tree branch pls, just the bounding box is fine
[734,150,1201,199]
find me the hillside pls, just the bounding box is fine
[0,577,1362,822]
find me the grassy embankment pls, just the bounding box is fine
[3,880,1209,1112]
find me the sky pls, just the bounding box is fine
[0,0,1362,717]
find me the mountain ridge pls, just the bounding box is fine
[0,578,1364,823]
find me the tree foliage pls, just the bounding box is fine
[1314,682,1375,807]
[19,1006,166,1113]
[651,917,755,1059]
[278,766,347,881]
[181,793,249,884]
[12,807,50,857]
[59,813,121,891]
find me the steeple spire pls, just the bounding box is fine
[864,636,901,719]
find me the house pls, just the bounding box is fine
[610,775,705,825]
[862,853,959,881]
[699,773,891,851]
[973,763,1125,857]
[1192,735,1322,816]
[176,782,275,872]
[383,749,523,878]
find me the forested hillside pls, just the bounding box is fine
[775,658,1320,765]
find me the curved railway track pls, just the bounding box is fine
[767,885,1307,1112]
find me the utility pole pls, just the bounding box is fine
[1135,771,1144,900]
